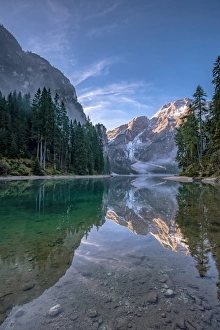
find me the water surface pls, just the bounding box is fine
[0,176,220,329]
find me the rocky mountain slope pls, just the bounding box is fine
[107,98,191,174]
[0,25,86,123]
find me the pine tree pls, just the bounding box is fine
[0,94,10,156]
[205,56,220,174]
[208,56,220,149]
[31,88,42,160]
[74,123,88,174]
[175,105,199,173]
[192,85,207,168]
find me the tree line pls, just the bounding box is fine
[0,87,109,175]
[175,56,220,177]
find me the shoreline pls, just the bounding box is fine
[0,174,219,184]
[0,174,111,181]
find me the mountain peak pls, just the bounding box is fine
[0,24,22,56]
[152,98,191,119]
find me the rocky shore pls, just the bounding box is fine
[164,176,220,184]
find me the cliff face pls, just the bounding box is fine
[107,98,191,174]
[0,25,86,123]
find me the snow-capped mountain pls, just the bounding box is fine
[107,98,191,174]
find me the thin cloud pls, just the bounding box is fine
[77,81,154,130]
[85,0,125,20]
[79,81,152,100]
[70,58,120,86]
[87,22,118,38]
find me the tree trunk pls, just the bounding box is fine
[43,139,46,170]
[40,137,43,167]
[53,151,56,170]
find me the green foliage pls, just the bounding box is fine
[32,157,44,176]
[0,88,108,176]
[175,104,199,170]
[0,160,10,175]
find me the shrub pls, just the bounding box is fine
[31,158,44,176]
[0,160,10,175]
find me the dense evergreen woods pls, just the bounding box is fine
[175,56,220,177]
[0,87,108,176]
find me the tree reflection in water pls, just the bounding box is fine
[0,178,109,324]
[175,182,220,297]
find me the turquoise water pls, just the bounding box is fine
[0,176,220,329]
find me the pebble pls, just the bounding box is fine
[147,292,158,304]
[129,275,135,281]
[15,309,25,318]
[48,304,62,317]
[164,289,174,297]
[176,317,186,329]
[131,258,142,265]
[159,276,167,283]
[114,316,128,329]
[87,308,98,318]
[91,322,99,330]
[70,312,78,320]
[22,283,35,291]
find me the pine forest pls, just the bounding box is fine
[175,56,220,178]
[0,87,109,176]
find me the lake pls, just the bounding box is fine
[0,176,220,329]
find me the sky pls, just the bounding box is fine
[1,0,220,130]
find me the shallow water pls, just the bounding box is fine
[0,176,220,329]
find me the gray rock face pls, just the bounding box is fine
[107,98,191,174]
[0,25,86,124]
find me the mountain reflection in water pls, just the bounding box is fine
[0,176,220,330]
[106,176,190,255]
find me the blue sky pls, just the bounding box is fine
[1,0,220,130]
